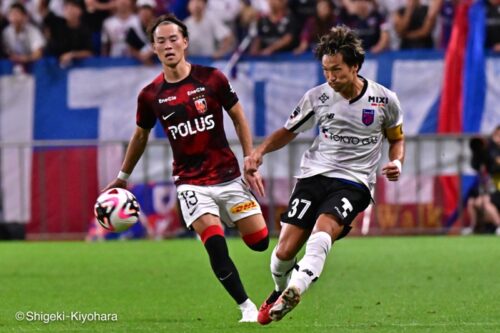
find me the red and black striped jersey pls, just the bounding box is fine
[136,64,241,186]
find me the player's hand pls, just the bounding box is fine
[244,170,265,197]
[382,161,401,181]
[101,178,127,192]
[244,153,263,173]
[244,153,265,196]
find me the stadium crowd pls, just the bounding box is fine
[0,0,499,70]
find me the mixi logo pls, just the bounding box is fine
[368,96,388,107]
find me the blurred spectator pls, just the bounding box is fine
[237,0,271,37]
[289,0,317,32]
[249,0,299,55]
[244,0,270,14]
[464,126,500,235]
[488,126,500,212]
[0,11,8,58]
[101,0,140,57]
[486,0,500,52]
[85,0,115,53]
[294,0,337,54]
[184,0,235,58]
[44,0,93,67]
[126,0,156,64]
[2,0,43,24]
[2,3,45,69]
[238,1,259,40]
[207,0,241,31]
[339,0,390,53]
[393,0,440,49]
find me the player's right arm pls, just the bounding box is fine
[103,126,151,191]
[104,85,156,191]
[245,90,314,176]
[244,128,296,196]
[244,127,297,175]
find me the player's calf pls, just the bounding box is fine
[202,225,249,305]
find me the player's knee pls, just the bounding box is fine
[200,225,225,244]
[242,226,269,252]
[275,246,297,261]
[335,225,352,241]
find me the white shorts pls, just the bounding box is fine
[177,178,262,229]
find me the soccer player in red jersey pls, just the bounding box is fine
[104,14,269,322]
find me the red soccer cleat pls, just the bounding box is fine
[257,290,281,325]
[258,301,273,325]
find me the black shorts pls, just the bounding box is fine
[281,175,371,231]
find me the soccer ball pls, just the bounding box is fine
[94,188,140,232]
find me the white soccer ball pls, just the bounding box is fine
[94,188,141,232]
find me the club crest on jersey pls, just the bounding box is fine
[194,98,207,114]
[362,109,375,126]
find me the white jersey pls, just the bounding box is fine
[284,77,403,194]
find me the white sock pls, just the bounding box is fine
[270,246,296,292]
[238,298,256,310]
[289,231,332,294]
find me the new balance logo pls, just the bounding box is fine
[302,269,314,277]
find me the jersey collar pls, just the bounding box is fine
[349,76,368,105]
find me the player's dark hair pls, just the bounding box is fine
[148,14,189,43]
[9,2,28,15]
[314,25,365,71]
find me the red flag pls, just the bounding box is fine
[437,0,472,133]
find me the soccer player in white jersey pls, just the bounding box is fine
[244,25,405,324]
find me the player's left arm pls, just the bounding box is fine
[382,124,405,182]
[227,101,265,196]
[227,101,253,157]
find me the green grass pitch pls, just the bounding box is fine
[1,236,499,333]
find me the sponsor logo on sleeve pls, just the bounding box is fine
[290,106,301,119]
